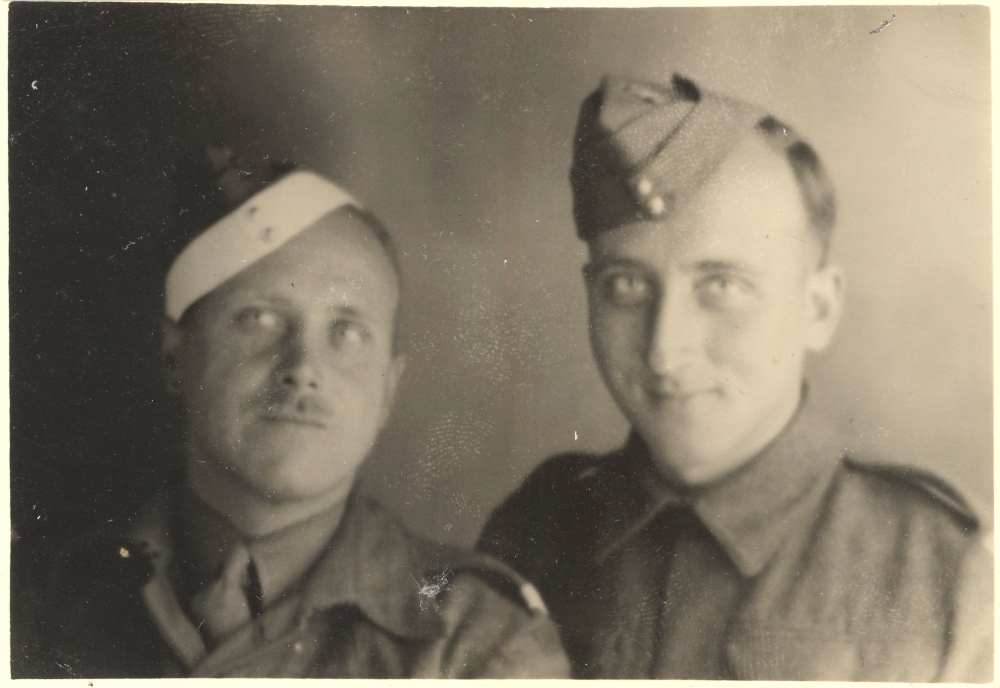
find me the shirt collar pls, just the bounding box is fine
[302,493,444,640]
[152,489,443,638]
[129,487,440,664]
[593,441,691,563]
[596,390,845,577]
[176,489,345,606]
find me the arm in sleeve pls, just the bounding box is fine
[411,572,570,678]
[938,532,994,682]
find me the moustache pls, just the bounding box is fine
[257,393,332,428]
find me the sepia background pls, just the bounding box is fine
[10,4,991,548]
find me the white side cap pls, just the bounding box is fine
[164,170,360,322]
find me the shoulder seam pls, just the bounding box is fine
[444,561,549,616]
[533,451,606,483]
[842,456,981,530]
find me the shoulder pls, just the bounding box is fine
[837,455,983,533]
[46,521,155,602]
[47,528,157,631]
[54,492,176,598]
[477,451,608,574]
[423,567,570,678]
[505,451,607,500]
[353,496,549,618]
[28,526,161,678]
[805,454,987,581]
[812,457,992,678]
[482,450,608,529]
[393,517,570,678]
[411,530,551,618]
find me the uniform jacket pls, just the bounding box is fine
[36,492,570,678]
[478,399,993,681]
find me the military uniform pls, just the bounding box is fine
[28,154,571,679]
[479,398,993,681]
[39,490,569,678]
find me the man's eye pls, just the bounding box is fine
[601,273,652,306]
[234,307,284,332]
[330,320,371,349]
[697,275,752,308]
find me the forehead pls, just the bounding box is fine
[589,138,816,268]
[199,209,399,315]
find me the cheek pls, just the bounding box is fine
[327,355,393,405]
[330,374,380,414]
[705,300,807,376]
[590,308,647,367]
[331,352,380,381]
[183,341,272,416]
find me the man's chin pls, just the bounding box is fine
[245,476,352,505]
[632,415,749,485]
[235,453,360,504]
[629,397,720,441]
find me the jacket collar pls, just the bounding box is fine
[131,487,444,650]
[595,390,844,577]
[302,493,444,640]
[175,489,345,606]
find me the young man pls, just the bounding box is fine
[479,75,992,681]
[35,147,569,678]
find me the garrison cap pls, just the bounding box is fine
[164,145,361,322]
[570,74,835,242]
[170,144,299,255]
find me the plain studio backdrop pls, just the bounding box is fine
[9,5,991,548]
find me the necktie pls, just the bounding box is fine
[191,542,262,645]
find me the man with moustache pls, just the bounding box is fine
[478,75,992,681]
[35,147,569,678]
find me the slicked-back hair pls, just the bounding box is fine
[755,116,836,264]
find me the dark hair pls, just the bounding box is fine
[755,115,836,264]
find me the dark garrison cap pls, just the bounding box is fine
[570,74,835,244]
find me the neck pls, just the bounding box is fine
[185,457,352,539]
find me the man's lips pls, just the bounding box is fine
[642,382,719,401]
[258,412,328,429]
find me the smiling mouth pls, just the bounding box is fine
[643,384,718,402]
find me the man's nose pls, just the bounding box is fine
[646,287,700,376]
[277,332,323,391]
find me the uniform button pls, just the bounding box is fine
[636,177,653,196]
[646,195,666,216]
[293,641,305,653]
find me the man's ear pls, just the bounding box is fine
[161,315,186,396]
[804,263,845,353]
[377,354,407,430]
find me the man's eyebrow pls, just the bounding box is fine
[330,304,366,319]
[587,257,651,272]
[689,259,762,276]
[245,293,296,309]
